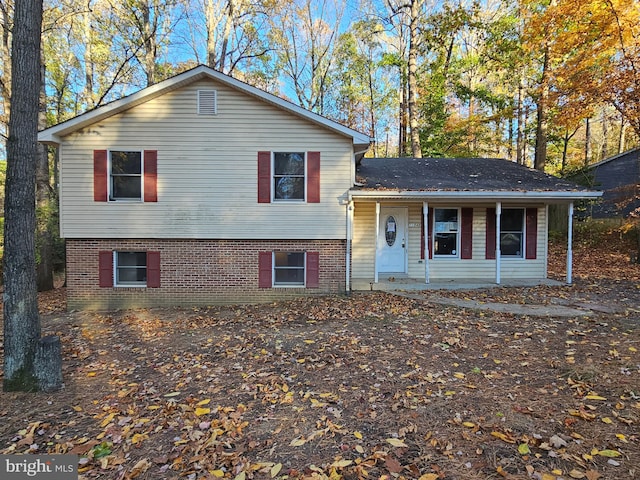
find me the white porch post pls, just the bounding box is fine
[496,202,501,284]
[346,201,354,292]
[567,202,574,284]
[374,202,380,283]
[423,201,430,283]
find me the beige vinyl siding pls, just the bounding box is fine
[352,203,548,282]
[406,205,427,278]
[59,79,353,239]
[351,202,376,278]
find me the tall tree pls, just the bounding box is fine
[329,19,394,151]
[383,0,424,157]
[110,0,178,87]
[406,0,422,157]
[3,0,43,391]
[523,0,640,170]
[0,0,13,152]
[36,63,54,292]
[269,0,345,114]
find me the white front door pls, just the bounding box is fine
[377,207,408,273]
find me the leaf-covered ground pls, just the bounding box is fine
[1,238,639,480]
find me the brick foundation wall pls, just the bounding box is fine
[66,239,347,310]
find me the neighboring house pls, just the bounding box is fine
[38,65,600,310]
[575,147,640,218]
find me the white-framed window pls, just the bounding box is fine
[433,208,459,256]
[114,251,147,286]
[501,208,524,257]
[109,150,143,201]
[273,152,306,201]
[273,252,305,286]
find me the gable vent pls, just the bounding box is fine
[198,90,217,115]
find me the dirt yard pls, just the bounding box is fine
[1,236,639,480]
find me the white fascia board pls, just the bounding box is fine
[38,65,373,147]
[349,190,603,202]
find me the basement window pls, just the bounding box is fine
[274,252,305,286]
[115,251,147,286]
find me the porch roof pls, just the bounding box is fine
[351,157,601,202]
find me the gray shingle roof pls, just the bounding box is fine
[355,157,592,192]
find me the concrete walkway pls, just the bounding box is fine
[394,291,593,317]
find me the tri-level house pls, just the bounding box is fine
[38,65,600,310]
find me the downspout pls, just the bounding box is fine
[567,202,574,284]
[423,201,429,283]
[346,200,354,293]
[496,202,501,284]
[375,202,380,283]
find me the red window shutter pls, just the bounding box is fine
[144,150,158,202]
[461,208,473,259]
[258,251,272,288]
[486,208,496,259]
[94,150,108,202]
[307,151,320,203]
[147,251,161,288]
[525,208,538,259]
[306,251,319,288]
[428,207,433,259]
[257,151,271,203]
[98,250,113,287]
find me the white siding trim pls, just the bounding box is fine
[374,202,380,283]
[423,202,429,283]
[567,202,574,284]
[495,202,501,284]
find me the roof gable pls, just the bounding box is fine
[38,65,372,149]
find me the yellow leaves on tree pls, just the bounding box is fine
[522,0,640,136]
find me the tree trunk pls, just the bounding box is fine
[219,0,234,72]
[399,69,407,156]
[37,63,54,292]
[584,117,591,166]
[600,110,608,161]
[407,0,422,158]
[516,73,525,165]
[3,0,44,392]
[618,117,626,153]
[35,336,63,392]
[83,4,94,108]
[206,0,217,68]
[142,1,158,86]
[534,46,549,171]
[0,1,11,131]
[561,130,569,174]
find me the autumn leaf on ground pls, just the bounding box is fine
[386,438,408,448]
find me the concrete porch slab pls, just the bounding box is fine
[351,277,565,292]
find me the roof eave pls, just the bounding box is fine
[349,190,603,202]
